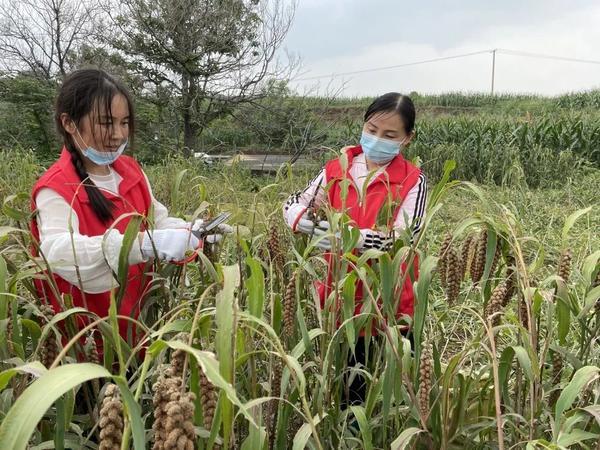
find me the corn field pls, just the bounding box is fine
[0,150,598,450]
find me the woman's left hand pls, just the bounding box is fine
[311,221,335,250]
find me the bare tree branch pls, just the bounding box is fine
[0,0,96,80]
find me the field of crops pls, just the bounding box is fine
[0,93,599,450]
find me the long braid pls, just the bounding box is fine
[66,143,114,223]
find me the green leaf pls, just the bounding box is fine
[561,206,592,242]
[554,365,600,440]
[114,214,143,308]
[555,281,571,345]
[0,363,113,450]
[379,252,395,319]
[429,159,456,205]
[390,427,424,450]
[349,406,373,450]
[0,256,7,321]
[581,250,600,284]
[413,255,436,369]
[170,169,188,215]
[216,265,240,445]
[512,346,535,383]
[20,319,41,340]
[498,347,515,403]
[0,361,47,391]
[292,412,326,450]
[581,404,600,427]
[557,429,599,447]
[341,272,357,350]
[245,256,265,319]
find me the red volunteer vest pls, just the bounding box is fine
[30,148,152,342]
[318,145,422,326]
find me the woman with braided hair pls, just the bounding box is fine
[30,69,231,343]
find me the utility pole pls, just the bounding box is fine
[491,49,497,95]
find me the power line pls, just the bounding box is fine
[292,48,600,82]
[292,49,493,81]
[497,48,600,65]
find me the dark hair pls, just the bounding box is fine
[55,69,135,223]
[363,92,416,134]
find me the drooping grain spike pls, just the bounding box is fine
[485,281,508,327]
[199,369,218,432]
[418,343,433,421]
[502,253,517,306]
[282,273,297,342]
[459,234,475,281]
[99,384,124,450]
[445,247,461,305]
[557,248,573,283]
[167,333,190,379]
[518,295,529,329]
[152,370,186,450]
[164,387,195,450]
[489,238,501,278]
[437,233,452,288]
[86,333,101,395]
[268,360,283,450]
[39,304,58,369]
[267,221,286,269]
[470,229,488,284]
[549,350,563,406]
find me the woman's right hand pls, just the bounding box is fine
[140,229,200,262]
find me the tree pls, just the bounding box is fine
[103,0,297,155]
[0,0,97,81]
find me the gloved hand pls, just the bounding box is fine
[191,220,234,244]
[311,221,335,250]
[140,229,201,262]
[294,212,317,235]
[311,223,393,252]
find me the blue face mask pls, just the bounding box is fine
[76,130,127,166]
[360,131,406,164]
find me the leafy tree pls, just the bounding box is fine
[104,0,297,155]
[0,73,57,158]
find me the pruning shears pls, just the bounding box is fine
[174,212,232,265]
[190,212,232,239]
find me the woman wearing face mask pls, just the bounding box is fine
[31,69,231,343]
[282,92,426,405]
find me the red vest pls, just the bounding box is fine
[30,148,152,342]
[318,145,422,326]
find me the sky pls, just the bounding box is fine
[281,0,600,96]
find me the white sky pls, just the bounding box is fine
[282,0,600,96]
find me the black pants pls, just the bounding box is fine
[342,331,413,407]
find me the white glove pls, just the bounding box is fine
[140,229,200,262]
[359,229,393,251]
[191,221,233,244]
[294,212,316,235]
[311,221,335,250]
[311,223,393,252]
